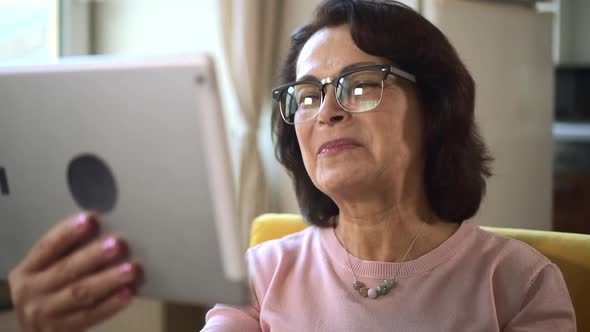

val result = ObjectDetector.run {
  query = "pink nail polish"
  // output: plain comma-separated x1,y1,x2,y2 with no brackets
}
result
120,263,133,279
101,237,117,252
117,288,132,301
74,213,87,230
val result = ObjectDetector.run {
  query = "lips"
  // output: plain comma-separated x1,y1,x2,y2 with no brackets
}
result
317,138,363,155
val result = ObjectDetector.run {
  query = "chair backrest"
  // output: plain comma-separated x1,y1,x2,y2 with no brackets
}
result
251,213,590,331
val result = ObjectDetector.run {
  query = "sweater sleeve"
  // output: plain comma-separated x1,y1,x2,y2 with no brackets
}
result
503,263,576,332
201,303,261,332
201,248,266,332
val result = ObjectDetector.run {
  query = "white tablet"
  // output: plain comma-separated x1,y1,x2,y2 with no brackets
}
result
0,54,249,305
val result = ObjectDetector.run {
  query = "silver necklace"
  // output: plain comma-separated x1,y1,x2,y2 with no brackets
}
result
337,221,426,299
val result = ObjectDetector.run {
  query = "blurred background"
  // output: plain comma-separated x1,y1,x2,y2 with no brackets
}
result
1,0,588,330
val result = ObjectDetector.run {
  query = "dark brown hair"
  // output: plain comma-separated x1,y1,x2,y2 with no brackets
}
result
271,0,492,227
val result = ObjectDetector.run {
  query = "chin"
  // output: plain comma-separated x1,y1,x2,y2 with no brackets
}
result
315,167,369,197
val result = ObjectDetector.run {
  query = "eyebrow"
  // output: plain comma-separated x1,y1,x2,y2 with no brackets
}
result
296,61,382,82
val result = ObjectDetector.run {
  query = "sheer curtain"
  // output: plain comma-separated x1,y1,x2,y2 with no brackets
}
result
0,0,59,63
218,0,283,249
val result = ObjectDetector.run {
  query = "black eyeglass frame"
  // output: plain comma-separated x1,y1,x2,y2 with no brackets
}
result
271,64,417,125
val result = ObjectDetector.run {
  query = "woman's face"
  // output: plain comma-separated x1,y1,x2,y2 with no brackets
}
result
295,25,424,201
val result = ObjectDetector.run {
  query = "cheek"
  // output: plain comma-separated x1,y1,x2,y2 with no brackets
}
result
365,115,400,157
370,102,418,164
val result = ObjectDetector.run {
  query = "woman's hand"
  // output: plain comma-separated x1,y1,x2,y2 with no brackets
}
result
8,212,142,332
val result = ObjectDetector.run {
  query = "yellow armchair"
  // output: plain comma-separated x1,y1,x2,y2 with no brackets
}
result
251,213,590,331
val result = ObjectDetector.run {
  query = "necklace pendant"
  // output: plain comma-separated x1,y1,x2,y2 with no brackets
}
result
368,287,379,298
352,281,365,290
359,287,369,297
383,279,395,288
337,221,424,300
354,279,397,299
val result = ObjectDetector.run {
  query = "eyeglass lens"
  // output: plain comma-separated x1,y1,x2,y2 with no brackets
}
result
280,69,384,124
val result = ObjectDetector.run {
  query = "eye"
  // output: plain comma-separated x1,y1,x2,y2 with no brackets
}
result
303,96,317,105
352,82,381,95
355,81,380,89
297,93,320,107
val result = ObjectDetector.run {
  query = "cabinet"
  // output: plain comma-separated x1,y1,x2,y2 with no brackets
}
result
554,173,590,234
553,140,590,234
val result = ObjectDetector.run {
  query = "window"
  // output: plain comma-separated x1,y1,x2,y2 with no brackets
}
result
0,0,59,64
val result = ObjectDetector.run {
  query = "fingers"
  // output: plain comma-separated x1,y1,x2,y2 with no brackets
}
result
33,235,128,293
15,282,136,332
43,260,141,315
52,286,135,332
19,212,98,273
9,211,145,332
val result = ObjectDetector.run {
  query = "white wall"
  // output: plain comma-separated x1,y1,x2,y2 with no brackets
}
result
558,0,590,64
423,0,554,230
558,0,573,63
570,0,590,63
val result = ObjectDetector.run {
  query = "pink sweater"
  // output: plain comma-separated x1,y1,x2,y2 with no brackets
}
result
203,222,576,331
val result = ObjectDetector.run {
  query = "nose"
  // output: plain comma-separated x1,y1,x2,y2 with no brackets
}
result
317,85,350,125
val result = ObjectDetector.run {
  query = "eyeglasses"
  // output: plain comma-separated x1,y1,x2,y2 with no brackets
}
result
272,64,416,125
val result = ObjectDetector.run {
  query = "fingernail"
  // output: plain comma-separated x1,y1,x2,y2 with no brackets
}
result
119,263,134,279
101,237,117,252
117,287,133,301
74,213,88,231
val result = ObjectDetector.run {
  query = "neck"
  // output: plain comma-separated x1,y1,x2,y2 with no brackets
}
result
328,167,461,262
333,196,458,262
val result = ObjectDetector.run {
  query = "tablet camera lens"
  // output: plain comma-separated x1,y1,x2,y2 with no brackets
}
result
67,154,117,213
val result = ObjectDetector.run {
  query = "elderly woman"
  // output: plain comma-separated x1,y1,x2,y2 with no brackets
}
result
8,0,575,331
203,1,576,330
